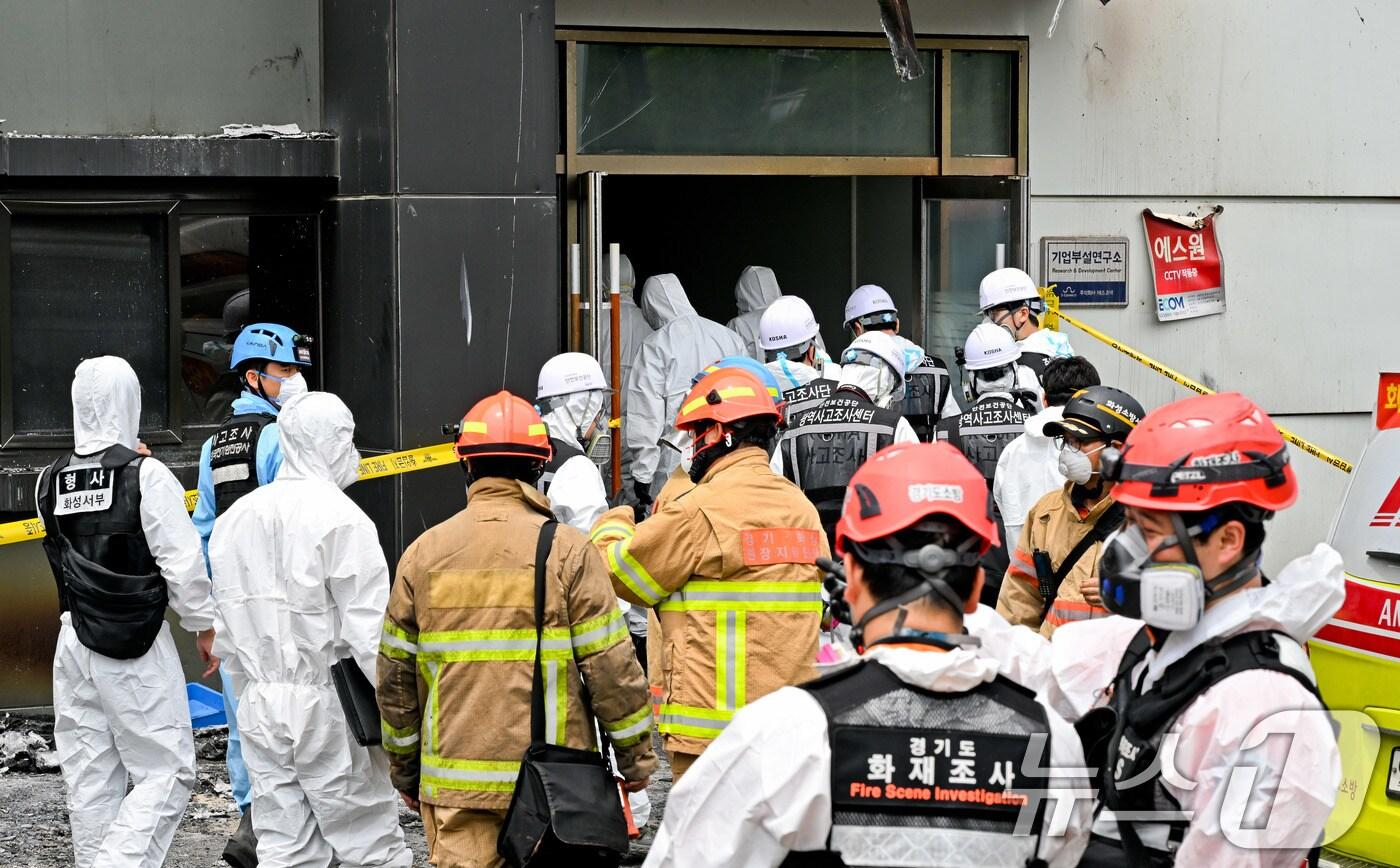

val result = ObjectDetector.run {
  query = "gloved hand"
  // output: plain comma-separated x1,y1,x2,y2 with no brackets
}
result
632,479,654,522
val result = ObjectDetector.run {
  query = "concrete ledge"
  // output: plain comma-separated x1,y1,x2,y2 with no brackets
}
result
0,133,338,179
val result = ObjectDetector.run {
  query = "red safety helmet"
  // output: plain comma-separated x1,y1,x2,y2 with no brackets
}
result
834,441,999,557
455,390,552,462
674,367,783,432
1103,392,1296,513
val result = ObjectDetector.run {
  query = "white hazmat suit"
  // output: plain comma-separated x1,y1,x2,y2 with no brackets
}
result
210,392,411,868
625,274,746,491
967,544,1344,866
598,255,655,489
725,265,783,361
46,356,218,868
993,405,1067,546
644,644,1093,867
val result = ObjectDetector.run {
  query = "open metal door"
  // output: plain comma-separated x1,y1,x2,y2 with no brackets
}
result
577,171,624,494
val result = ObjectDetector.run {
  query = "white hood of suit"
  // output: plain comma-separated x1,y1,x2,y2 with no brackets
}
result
72,356,141,454
733,266,781,315
276,392,361,489
604,253,638,303
639,273,697,329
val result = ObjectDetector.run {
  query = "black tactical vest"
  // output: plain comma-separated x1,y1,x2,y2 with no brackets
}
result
781,660,1051,868
779,392,900,545
933,395,1030,484
783,377,838,425
1018,352,1050,381
37,446,167,659
210,412,275,516
897,354,954,442
1077,628,1326,866
538,436,585,495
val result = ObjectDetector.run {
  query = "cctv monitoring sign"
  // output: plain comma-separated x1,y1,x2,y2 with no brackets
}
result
1040,236,1128,306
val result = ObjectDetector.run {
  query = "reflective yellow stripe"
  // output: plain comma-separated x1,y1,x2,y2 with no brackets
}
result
657,703,733,739
461,421,488,434
606,540,667,606
657,580,823,613
528,423,548,436
681,385,757,415
603,705,654,748
417,627,573,662
570,609,629,657
381,720,420,755
590,522,635,543
418,659,443,756
421,755,520,794
380,618,418,659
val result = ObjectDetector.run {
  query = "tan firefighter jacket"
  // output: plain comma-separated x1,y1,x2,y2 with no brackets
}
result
590,446,827,756
996,482,1118,637
377,477,655,810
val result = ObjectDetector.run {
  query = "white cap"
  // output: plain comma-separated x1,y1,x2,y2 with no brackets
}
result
963,323,1022,371
844,284,898,326
537,352,608,400
759,296,820,351
978,267,1041,312
841,331,907,379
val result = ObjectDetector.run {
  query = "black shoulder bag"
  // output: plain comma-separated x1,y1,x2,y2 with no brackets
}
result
498,520,630,867
1033,502,1125,619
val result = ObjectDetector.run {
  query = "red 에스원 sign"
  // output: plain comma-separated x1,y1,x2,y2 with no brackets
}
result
1142,207,1225,322
1377,372,1400,431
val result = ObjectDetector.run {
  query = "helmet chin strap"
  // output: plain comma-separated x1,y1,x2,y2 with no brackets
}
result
847,538,983,651
1168,511,1261,603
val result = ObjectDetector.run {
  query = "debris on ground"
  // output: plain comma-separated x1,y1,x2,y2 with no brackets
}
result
0,714,58,774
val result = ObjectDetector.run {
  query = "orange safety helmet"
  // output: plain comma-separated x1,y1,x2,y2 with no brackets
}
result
834,441,998,557
1102,392,1296,513
674,367,783,432
455,390,553,462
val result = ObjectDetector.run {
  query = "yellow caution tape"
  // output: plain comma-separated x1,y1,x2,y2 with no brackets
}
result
1040,285,1354,474
0,441,461,548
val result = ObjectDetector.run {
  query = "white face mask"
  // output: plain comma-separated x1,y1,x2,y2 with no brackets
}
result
268,371,308,407
1057,442,1103,485
662,429,696,475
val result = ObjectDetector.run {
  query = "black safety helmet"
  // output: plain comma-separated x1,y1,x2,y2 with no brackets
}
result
1043,385,1145,443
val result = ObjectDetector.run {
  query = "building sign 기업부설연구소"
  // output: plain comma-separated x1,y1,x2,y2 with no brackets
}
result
1040,236,1129,306
1142,206,1225,322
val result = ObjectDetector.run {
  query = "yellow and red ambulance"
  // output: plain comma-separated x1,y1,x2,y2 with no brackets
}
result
1311,373,1400,865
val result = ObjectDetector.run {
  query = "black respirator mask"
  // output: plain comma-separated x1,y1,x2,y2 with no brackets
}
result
1098,511,1261,632
817,537,983,652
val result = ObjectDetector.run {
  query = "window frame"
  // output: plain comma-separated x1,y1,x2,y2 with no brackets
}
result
557,29,1029,178
0,199,182,449
0,198,326,451
174,203,326,441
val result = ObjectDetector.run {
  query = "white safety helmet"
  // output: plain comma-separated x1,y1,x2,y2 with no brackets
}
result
760,296,820,354
978,267,1043,314
841,331,908,380
537,352,608,400
843,284,899,328
963,323,1022,371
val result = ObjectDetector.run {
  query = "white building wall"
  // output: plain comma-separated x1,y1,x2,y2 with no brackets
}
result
557,0,1400,570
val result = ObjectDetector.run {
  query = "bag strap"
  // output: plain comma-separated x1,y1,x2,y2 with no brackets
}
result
1038,501,1125,617
529,520,559,746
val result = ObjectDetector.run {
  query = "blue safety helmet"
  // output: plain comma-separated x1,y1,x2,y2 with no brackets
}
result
230,323,313,371
692,356,784,408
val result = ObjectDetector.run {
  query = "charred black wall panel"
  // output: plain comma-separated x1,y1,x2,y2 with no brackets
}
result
396,0,556,195
323,0,395,195
396,195,559,533
323,0,559,561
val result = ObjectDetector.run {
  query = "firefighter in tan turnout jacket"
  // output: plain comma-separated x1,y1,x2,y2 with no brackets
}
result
591,367,828,781
377,391,654,868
